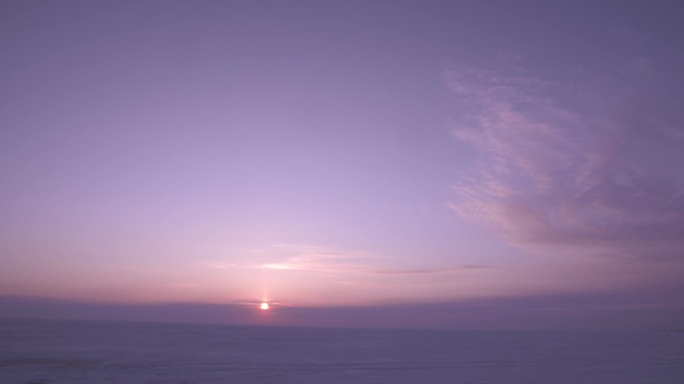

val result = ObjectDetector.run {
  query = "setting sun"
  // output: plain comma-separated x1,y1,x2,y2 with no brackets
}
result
260,302,269,310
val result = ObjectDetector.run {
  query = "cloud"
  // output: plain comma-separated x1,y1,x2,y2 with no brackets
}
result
206,243,486,276
257,244,373,273
201,263,230,269
447,64,684,261
370,265,488,275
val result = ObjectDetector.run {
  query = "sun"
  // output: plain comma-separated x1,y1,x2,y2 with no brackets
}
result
260,302,270,310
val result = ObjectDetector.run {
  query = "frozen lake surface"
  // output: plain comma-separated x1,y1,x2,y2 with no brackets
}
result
1,318,683,383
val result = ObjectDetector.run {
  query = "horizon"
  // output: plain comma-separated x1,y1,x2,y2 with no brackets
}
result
3,284,682,330
2,1,684,330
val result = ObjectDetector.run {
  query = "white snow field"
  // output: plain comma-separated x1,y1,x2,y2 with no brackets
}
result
1,318,683,384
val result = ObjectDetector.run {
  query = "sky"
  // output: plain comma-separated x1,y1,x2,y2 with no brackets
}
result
2,0,684,329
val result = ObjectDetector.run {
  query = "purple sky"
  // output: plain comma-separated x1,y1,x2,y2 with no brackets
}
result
2,1,684,329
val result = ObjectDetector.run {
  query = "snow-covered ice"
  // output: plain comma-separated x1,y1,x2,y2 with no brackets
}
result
1,318,683,383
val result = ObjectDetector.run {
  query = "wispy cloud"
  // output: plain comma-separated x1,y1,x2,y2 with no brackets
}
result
370,265,488,275
204,243,486,276
201,263,231,269
256,244,373,273
447,63,684,261
200,244,374,273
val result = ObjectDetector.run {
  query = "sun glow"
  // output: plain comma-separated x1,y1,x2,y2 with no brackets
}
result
260,302,270,310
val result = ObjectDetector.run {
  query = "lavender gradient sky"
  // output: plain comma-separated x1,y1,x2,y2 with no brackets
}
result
2,1,684,328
